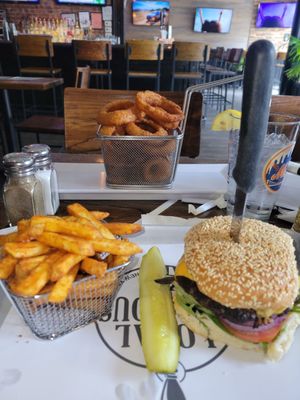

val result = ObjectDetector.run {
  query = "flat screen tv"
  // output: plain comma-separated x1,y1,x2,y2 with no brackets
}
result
132,1,170,26
194,8,233,33
0,0,39,3
256,2,296,28
56,0,105,5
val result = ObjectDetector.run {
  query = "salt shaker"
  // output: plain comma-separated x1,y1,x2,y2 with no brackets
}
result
2,152,46,226
22,144,60,215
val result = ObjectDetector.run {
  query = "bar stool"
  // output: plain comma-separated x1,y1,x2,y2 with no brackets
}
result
170,41,209,91
72,40,112,89
125,39,163,90
15,66,91,148
16,34,62,115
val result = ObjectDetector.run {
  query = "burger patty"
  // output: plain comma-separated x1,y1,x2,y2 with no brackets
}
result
176,276,289,327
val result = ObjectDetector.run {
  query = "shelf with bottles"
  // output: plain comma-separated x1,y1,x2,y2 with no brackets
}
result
19,16,95,43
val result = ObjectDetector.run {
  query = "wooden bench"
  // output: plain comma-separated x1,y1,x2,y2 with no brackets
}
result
64,88,202,158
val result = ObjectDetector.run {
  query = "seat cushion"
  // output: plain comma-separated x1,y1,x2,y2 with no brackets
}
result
90,68,112,76
20,67,62,76
128,71,158,78
174,72,203,79
15,115,65,134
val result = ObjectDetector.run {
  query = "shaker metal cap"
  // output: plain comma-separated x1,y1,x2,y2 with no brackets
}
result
2,152,35,177
22,144,51,167
2,152,34,170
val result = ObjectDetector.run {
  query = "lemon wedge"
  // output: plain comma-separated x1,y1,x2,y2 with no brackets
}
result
211,109,242,131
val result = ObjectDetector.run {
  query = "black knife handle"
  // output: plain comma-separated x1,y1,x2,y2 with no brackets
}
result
232,40,276,193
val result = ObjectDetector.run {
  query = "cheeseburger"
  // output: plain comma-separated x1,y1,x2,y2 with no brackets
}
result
173,216,300,361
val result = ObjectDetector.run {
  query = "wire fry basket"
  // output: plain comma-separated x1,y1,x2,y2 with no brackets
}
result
97,128,183,189
0,259,133,340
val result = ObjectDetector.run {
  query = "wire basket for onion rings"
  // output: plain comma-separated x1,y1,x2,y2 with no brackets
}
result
97,127,183,189
0,258,134,340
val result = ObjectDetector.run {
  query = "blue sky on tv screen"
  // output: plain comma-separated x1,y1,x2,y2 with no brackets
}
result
132,1,170,11
58,0,105,3
194,8,232,33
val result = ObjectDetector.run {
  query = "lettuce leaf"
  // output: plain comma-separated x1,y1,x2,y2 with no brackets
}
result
174,282,229,333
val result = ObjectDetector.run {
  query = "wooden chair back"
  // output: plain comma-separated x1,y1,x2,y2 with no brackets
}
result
271,95,300,161
126,40,163,61
277,51,287,61
75,66,91,88
173,42,209,62
231,48,244,64
72,40,112,62
16,34,54,58
64,88,202,157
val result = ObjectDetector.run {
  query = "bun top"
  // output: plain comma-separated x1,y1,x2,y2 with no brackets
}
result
184,216,299,315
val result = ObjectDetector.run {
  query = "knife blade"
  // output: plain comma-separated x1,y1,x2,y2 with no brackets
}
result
230,40,276,242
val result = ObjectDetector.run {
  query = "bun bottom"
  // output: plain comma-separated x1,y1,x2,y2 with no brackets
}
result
173,296,300,361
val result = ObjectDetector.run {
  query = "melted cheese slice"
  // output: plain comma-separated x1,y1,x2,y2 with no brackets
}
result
175,257,193,280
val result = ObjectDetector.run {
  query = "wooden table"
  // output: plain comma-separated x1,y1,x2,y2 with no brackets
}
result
0,76,64,153
0,195,291,231
0,76,64,91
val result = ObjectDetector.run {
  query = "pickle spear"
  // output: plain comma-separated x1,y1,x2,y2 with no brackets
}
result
139,246,180,373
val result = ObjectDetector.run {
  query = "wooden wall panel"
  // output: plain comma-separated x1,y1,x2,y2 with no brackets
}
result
125,0,254,49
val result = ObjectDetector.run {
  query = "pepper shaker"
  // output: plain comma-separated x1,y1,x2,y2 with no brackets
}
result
22,144,60,215
2,153,46,226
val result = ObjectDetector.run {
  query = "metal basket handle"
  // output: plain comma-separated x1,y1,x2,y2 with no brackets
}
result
180,75,244,136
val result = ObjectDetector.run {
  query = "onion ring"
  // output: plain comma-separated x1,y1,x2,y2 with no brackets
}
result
97,100,138,126
146,137,177,155
136,91,184,129
142,157,172,183
99,126,116,136
125,118,168,136
99,125,126,136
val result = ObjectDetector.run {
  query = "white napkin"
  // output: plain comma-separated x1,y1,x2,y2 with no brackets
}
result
277,209,297,224
141,214,202,227
187,195,227,216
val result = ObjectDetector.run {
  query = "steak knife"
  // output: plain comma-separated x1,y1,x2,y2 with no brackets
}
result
230,40,276,242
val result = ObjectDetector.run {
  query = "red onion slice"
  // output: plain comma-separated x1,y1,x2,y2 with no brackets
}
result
220,315,287,333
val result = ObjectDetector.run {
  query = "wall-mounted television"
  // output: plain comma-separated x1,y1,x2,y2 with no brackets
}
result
0,0,40,3
56,0,105,5
132,1,170,26
256,2,296,28
194,8,233,33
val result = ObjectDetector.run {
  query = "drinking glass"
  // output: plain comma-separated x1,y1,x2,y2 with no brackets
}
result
226,113,300,220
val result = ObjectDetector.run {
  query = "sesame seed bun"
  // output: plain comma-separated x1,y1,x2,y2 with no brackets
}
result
173,295,300,361
184,216,299,315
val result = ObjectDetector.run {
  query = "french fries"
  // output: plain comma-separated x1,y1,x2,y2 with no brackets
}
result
0,256,18,279
9,261,50,296
48,264,79,303
50,253,84,282
0,203,143,303
32,216,103,241
0,231,19,245
4,241,50,258
81,257,107,278
37,232,95,257
67,203,115,240
105,223,142,236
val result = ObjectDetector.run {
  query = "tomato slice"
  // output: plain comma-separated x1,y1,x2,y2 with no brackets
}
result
221,319,284,343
